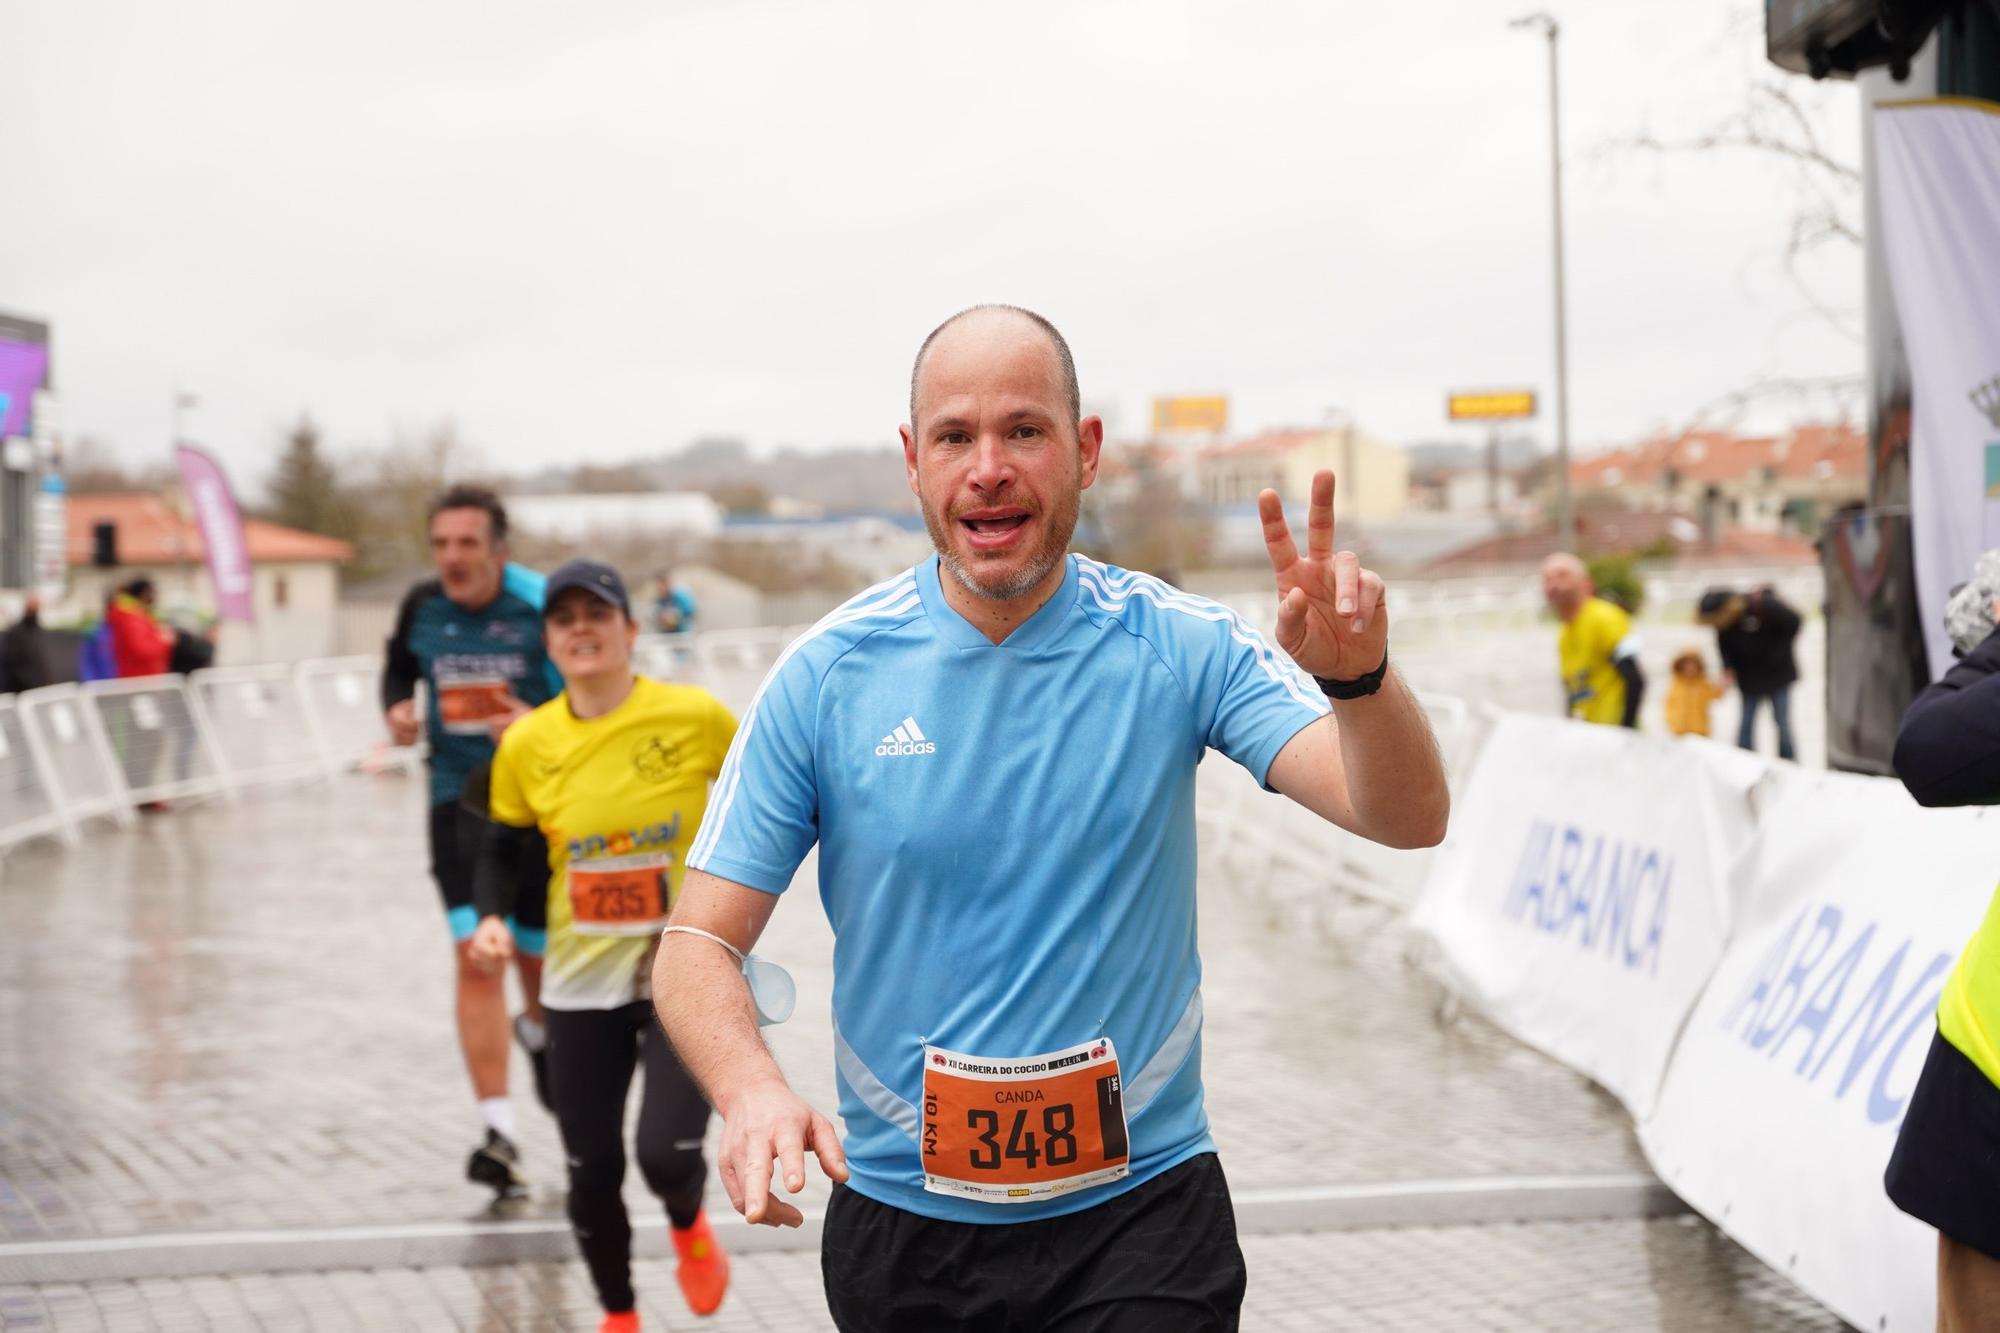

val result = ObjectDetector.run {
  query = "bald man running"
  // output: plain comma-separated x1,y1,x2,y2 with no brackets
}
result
656,305,1450,1331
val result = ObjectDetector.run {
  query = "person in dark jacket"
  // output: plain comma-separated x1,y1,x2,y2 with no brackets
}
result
168,621,216,676
1884,602,2000,1324
0,596,51,694
1697,586,1802,760
165,622,218,784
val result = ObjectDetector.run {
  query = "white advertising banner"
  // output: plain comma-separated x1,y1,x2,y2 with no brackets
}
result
1640,768,1994,1333
1408,714,1766,1118
1875,99,2000,678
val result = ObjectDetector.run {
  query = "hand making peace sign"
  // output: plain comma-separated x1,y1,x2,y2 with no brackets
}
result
1259,469,1389,683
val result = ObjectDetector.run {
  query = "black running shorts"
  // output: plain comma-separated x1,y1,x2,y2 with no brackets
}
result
820,1152,1246,1332
428,799,547,953
1885,1028,2000,1260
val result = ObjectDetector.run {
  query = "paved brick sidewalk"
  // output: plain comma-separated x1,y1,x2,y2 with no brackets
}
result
0,1217,1841,1330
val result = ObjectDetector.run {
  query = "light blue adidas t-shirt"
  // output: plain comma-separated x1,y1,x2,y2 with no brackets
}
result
688,553,1328,1224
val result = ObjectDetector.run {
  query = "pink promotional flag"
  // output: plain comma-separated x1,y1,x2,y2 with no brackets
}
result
174,444,256,623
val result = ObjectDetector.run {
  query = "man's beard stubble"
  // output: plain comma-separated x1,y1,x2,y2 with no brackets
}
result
922,484,1081,604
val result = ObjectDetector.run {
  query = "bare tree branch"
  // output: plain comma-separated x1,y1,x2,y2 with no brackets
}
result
1590,40,1863,347
1677,373,1867,434
1603,116,1859,187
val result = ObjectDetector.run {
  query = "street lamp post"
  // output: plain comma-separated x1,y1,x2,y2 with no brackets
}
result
1511,11,1575,551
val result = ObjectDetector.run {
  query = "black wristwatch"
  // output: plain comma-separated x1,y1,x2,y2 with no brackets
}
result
1314,651,1388,701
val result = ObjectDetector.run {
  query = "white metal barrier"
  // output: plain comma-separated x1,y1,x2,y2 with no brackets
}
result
693,627,794,676
0,631,828,858
87,675,233,808
0,698,67,851
190,665,323,788
13,683,134,840
296,656,412,778
632,633,693,682
1196,691,1478,922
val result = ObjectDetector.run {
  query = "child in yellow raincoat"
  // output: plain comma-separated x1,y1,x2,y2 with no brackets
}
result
1665,647,1725,737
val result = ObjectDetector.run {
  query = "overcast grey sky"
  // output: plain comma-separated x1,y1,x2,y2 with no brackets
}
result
2,0,1864,492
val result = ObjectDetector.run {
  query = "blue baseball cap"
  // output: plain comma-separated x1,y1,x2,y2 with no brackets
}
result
545,559,631,617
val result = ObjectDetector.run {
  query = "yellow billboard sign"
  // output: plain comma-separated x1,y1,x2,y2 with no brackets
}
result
1447,390,1537,421
1152,395,1229,433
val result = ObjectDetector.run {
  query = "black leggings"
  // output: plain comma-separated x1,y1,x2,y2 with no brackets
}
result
546,1001,713,1313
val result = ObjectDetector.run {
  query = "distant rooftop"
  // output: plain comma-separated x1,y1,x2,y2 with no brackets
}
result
1571,421,1865,490
1423,510,1817,572
65,493,354,566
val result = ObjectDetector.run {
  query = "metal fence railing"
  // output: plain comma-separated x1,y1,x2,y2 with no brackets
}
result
190,665,324,788
0,629,814,860
13,683,135,843
1194,689,1483,920
295,655,412,779
0,698,66,852
0,666,386,860
87,676,233,809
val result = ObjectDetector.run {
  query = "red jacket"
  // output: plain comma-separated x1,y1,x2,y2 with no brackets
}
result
105,594,173,678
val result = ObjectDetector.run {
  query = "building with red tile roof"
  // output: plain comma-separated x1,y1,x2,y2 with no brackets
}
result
65,493,354,567
61,492,354,660
1568,421,1865,537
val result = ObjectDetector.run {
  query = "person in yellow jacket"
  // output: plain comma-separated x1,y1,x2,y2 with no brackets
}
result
1541,553,1645,728
1663,648,1725,738
1886,574,2000,1325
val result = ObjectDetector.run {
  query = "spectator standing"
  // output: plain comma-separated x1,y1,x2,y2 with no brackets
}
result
167,620,217,677
1698,586,1802,760
105,578,174,679
99,579,176,808
0,596,51,694
651,572,698,636
165,621,219,785
1541,553,1644,728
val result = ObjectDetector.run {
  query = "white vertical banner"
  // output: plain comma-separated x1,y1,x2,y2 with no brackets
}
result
1407,715,1767,1118
1639,769,1995,1333
1875,99,2000,679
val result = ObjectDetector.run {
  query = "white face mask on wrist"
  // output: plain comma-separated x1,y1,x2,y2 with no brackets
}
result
660,925,797,1026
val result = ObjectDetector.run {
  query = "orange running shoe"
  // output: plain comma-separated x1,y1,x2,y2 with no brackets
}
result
598,1312,639,1333
672,1209,731,1316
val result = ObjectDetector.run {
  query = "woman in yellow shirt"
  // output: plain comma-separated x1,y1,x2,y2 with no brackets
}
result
469,560,737,1332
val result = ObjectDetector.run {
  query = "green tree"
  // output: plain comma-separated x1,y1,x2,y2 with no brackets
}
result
1586,553,1646,616
265,416,354,539
345,419,477,580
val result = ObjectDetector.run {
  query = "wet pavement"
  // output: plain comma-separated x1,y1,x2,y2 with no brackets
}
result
0,1216,1843,1332
0,768,1845,1328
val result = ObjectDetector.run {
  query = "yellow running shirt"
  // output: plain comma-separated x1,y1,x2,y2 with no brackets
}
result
489,676,738,1011
1559,596,1637,726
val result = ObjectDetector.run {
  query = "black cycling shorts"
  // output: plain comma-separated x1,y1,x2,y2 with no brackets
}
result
1885,1028,2000,1260
820,1152,1246,1332
428,800,547,954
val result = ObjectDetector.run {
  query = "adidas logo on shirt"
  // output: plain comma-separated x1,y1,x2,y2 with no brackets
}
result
874,715,936,757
